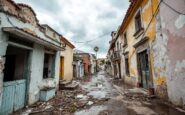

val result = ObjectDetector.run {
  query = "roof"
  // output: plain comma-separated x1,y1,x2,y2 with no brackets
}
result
3,27,64,51
61,36,75,49
118,0,140,35
41,24,62,37
17,3,37,16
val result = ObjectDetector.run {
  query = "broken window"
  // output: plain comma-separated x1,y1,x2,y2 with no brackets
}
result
43,51,55,79
125,57,130,76
135,11,142,32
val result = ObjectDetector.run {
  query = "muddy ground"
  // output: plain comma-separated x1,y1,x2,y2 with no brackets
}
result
13,71,185,115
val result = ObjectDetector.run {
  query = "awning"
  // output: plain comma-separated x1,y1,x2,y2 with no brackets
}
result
2,27,64,51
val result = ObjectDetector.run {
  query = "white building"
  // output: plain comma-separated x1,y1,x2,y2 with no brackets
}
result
0,1,64,114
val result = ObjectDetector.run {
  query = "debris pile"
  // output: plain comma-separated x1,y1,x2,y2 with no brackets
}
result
14,87,109,115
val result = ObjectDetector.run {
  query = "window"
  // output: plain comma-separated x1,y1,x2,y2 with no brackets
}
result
53,33,56,38
125,57,130,76
117,42,119,51
123,32,127,46
43,53,55,79
135,11,142,32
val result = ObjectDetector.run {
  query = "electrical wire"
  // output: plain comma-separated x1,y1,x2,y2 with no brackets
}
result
141,0,162,39
74,32,110,44
162,1,185,15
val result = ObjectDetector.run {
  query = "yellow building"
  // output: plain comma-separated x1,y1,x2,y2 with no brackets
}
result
117,0,168,98
60,36,75,81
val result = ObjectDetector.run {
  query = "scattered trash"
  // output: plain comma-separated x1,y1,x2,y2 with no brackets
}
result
21,109,32,115
87,101,94,105
76,94,84,99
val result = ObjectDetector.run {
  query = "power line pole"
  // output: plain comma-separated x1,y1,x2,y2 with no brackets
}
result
94,46,99,73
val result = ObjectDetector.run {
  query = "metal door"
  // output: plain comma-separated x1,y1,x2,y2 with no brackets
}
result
0,80,26,115
138,50,150,89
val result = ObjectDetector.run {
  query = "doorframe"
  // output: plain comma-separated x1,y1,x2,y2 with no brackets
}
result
134,37,154,88
60,56,64,80
4,42,33,107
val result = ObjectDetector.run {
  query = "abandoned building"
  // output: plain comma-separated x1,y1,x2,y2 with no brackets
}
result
60,36,75,81
107,0,185,108
0,0,65,114
74,50,96,76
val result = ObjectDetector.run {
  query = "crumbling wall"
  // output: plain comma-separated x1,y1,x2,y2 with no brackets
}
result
151,12,168,99
159,0,185,106
0,26,8,108
0,0,38,26
28,44,60,104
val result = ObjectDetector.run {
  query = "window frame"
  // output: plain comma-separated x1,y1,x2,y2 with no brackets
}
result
43,50,56,79
133,9,144,37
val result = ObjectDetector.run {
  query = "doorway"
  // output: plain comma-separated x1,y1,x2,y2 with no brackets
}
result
0,45,30,115
60,57,64,80
137,50,150,89
118,62,121,79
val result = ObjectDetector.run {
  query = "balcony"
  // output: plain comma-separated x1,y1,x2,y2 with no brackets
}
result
111,51,121,61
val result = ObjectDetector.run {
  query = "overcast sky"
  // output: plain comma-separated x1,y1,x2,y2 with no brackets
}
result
15,0,129,58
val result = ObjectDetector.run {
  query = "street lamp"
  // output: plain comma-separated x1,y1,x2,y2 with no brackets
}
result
94,46,99,73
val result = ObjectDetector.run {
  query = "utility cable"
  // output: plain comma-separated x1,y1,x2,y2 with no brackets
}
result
74,32,110,44
141,0,162,39
162,1,185,15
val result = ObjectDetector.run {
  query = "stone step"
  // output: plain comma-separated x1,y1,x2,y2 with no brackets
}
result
59,80,71,87
60,82,79,90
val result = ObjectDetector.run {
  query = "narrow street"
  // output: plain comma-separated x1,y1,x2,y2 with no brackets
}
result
15,71,185,115
74,71,185,115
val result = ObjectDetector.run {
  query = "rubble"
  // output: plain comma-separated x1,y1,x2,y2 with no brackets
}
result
13,86,109,115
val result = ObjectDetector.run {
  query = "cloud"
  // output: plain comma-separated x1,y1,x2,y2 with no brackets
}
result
15,0,129,58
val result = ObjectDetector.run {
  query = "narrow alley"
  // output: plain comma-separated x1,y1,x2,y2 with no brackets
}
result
14,71,185,115
0,0,185,115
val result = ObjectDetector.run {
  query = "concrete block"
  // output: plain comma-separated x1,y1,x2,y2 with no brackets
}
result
40,88,55,101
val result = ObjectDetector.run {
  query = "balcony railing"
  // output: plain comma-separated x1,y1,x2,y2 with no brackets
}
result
111,51,121,61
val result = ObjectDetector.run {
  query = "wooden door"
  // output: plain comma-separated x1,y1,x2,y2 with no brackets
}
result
138,50,150,89
0,80,26,115
60,57,64,80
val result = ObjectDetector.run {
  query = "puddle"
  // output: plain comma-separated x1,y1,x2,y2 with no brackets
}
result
87,90,107,99
81,72,114,100
74,106,107,115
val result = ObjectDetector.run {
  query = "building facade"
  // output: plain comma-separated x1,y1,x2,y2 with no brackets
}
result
60,36,75,81
108,0,185,107
0,0,64,114
73,54,84,79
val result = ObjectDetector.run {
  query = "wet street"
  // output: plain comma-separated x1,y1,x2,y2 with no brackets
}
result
74,71,185,115
14,71,185,115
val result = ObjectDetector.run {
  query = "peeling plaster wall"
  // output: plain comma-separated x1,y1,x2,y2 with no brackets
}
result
28,44,60,104
0,12,61,105
159,0,185,106
151,12,168,99
120,0,159,87
0,16,9,107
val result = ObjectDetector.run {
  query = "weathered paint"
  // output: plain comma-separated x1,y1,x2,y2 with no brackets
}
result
40,88,55,101
28,44,60,104
158,0,185,107
60,44,74,81
0,0,61,107
118,0,160,88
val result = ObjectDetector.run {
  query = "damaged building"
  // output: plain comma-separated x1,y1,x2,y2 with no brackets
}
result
107,0,185,108
0,0,65,114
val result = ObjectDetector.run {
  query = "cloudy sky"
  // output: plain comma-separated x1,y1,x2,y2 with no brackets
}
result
15,0,129,58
